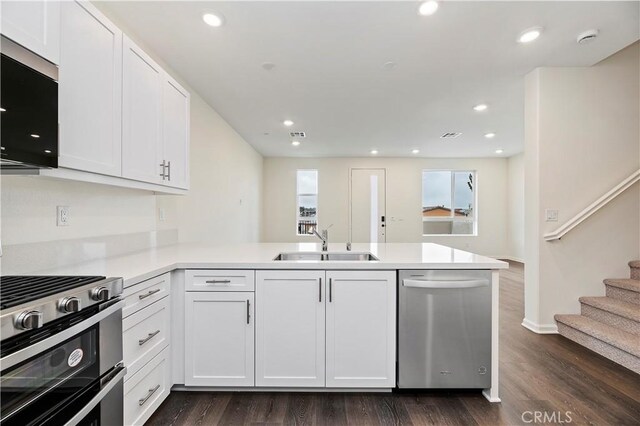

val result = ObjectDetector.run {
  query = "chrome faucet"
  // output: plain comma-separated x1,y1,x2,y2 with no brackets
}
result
310,227,329,251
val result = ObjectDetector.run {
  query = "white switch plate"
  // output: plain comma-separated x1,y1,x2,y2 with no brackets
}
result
158,207,165,222
57,206,70,226
545,209,559,222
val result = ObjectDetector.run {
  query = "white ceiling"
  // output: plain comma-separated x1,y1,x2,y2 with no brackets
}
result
100,1,639,158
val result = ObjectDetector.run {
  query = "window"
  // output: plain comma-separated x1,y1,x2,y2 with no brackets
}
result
297,170,318,235
422,170,476,235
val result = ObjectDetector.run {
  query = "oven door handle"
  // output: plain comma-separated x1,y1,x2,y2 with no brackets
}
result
1,300,125,370
63,365,127,426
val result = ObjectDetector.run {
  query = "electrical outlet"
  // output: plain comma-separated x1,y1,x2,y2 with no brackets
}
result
57,206,70,226
545,209,559,222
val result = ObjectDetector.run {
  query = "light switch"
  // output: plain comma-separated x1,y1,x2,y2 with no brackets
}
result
545,209,559,222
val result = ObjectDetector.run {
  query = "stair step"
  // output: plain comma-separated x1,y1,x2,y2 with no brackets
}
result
580,297,640,335
630,260,640,280
604,279,640,305
580,297,640,321
554,314,640,357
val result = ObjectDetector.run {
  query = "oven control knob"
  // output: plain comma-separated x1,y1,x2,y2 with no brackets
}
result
91,286,110,302
59,296,81,313
16,311,43,330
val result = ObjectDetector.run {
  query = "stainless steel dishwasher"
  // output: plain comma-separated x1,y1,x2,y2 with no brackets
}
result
398,270,492,389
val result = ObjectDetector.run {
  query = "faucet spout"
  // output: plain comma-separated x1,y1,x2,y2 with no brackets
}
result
310,227,329,251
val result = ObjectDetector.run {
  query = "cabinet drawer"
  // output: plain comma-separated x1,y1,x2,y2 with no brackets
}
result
123,297,170,380
186,270,255,292
124,347,170,426
123,273,170,318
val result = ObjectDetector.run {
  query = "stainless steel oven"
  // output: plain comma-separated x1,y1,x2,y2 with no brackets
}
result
0,278,125,426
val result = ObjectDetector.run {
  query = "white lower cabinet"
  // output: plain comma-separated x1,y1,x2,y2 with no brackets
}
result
124,347,171,426
184,292,255,386
256,270,326,387
325,271,397,387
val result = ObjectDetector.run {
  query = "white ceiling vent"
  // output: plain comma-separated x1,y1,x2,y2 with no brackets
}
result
289,131,306,138
440,132,462,139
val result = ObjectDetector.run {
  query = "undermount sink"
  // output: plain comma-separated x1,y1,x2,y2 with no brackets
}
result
273,252,379,261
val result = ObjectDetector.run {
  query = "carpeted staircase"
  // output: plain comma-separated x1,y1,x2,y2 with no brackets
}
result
555,260,640,374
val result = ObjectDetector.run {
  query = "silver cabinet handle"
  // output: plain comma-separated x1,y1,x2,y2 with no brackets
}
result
138,330,160,346
205,279,232,284
159,160,166,179
139,384,160,406
138,289,161,300
329,278,332,302
246,300,250,325
166,161,171,181
402,279,489,289
319,277,322,302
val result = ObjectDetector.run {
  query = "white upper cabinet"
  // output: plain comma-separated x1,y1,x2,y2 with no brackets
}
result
325,271,397,388
256,270,326,387
58,1,122,176
122,35,163,185
161,75,190,189
185,292,254,387
1,0,60,64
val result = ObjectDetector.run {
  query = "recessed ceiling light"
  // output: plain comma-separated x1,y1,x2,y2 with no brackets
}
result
261,62,276,71
473,104,488,112
495,149,504,154
418,1,439,16
518,27,543,43
202,12,224,27
577,29,599,44
0,108,6,112
484,132,496,138
283,120,294,127
30,134,40,138
291,140,300,146
371,150,378,155
412,149,420,154
382,61,397,70
44,149,51,154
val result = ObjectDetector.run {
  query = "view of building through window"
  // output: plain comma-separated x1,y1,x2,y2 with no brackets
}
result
422,170,475,235
296,170,318,235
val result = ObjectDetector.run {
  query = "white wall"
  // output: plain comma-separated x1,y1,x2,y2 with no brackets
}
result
262,157,509,257
524,42,640,331
0,3,263,251
507,153,525,262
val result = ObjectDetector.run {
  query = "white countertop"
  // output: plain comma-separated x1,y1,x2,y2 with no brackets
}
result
18,242,508,287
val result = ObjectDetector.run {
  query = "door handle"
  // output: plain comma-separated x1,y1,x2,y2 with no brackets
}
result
246,300,250,324
319,277,322,302
139,384,160,406
138,289,161,300
138,330,160,346
205,279,232,284
402,279,489,289
329,278,332,302
159,160,166,179
166,161,171,181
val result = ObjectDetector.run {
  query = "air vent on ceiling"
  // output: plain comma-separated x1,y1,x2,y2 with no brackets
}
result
440,132,462,139
289,131,306,138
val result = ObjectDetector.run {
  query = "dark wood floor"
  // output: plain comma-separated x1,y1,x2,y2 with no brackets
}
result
147,262,640,425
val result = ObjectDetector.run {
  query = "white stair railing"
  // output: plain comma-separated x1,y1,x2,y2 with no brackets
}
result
544,169,640,242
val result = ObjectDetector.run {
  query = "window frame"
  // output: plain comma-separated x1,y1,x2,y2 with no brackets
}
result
421,169,477,237
296,169,318,236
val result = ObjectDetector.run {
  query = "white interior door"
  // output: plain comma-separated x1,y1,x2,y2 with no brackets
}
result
350,169,386,243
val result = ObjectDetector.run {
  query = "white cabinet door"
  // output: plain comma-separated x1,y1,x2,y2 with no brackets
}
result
1,0,60,64
122,35,163,184
58,1,122,176
256,270,325,387
185,292,254,387
162,74,189,189
325,271,396,388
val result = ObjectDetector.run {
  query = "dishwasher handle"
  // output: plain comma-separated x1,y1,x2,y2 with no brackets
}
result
402,278,489,289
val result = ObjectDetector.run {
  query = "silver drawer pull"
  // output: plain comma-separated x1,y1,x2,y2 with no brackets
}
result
205,279,232,284
139,384,160,406
138,289,161,300
138,330,160,346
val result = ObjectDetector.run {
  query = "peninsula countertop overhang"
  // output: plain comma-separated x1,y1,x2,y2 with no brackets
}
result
11,242,509,288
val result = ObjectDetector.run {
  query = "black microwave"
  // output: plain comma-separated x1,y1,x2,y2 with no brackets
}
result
0,36,58,170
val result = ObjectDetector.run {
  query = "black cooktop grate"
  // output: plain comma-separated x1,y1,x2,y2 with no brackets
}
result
0,276,106,310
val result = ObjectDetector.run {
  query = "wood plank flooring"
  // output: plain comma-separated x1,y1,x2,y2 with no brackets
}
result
146,262,640,425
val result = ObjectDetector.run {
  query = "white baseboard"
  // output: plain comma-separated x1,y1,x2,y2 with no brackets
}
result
521,318,559,334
